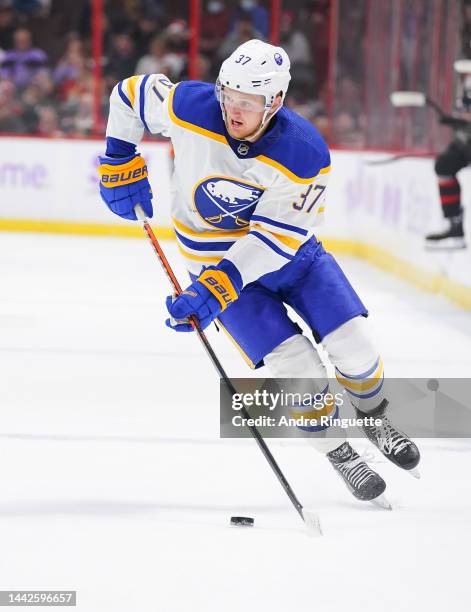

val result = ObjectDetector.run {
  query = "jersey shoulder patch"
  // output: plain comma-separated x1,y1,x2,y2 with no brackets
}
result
261,109,331,182
169,81,227,141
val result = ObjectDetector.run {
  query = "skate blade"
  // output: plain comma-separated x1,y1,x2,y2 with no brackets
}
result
408,467,421,479
302,509,323,537
370,494,392,511
425,238,467,251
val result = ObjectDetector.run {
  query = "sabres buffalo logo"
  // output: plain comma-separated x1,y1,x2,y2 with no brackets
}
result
193,177,264,230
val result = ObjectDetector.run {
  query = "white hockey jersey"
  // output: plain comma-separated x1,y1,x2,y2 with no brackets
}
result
105,74,331,286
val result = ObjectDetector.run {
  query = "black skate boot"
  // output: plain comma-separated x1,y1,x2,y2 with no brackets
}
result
425,215,466,250
357,401,420,477
327,441,390,508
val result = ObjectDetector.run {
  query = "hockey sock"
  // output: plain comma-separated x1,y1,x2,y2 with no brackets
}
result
438,176,461,218
335,356,385,414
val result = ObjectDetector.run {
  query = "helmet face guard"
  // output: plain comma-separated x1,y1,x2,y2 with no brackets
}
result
215,84,268,113
215,39,291,137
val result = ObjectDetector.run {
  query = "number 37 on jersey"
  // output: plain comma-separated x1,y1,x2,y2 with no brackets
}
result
292,179,327,215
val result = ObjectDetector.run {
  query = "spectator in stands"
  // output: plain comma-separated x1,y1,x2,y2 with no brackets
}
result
53,34,86,97
0,27,48,89
280,11,311,65
133,15,159,58
232,0,268,40
333,111,364,148
0,0,328,137
299,0,329,89
12,0,48,15
64,90,93,136
165,19,189,54
195,52,211,82
200,0,230,76
335,76,363,119
0,1,16,51
35,105,64,137
0,78,25,132
78,4,113,57
280,11,313,91
285,83,326,128
135,35,169,76
60,64,94,135
20,70,56,130
104,31,138,86
162,18,189,80
218,12,262,61
335,1,365,83
139,0,166,22
461,0,471,59
132,2,167,59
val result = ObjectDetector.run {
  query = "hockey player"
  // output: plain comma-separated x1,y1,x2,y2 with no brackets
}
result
98,39,420,505
425,61,471,249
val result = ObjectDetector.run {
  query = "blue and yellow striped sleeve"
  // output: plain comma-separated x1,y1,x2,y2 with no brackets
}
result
106,73,175,148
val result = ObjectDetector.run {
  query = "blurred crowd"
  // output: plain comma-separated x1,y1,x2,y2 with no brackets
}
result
0,0,329,138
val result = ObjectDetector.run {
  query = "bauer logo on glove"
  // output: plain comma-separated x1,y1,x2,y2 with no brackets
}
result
198,270,238,309
98,153,153,221
166,263,242,332
100,156,148,186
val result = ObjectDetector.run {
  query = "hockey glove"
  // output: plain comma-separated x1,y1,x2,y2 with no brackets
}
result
166,265,241,332
98,153,153,220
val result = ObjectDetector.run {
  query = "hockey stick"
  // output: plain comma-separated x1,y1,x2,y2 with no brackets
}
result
369,92,471,167
391,91,471,128
134,204,322,536
364,152,432,166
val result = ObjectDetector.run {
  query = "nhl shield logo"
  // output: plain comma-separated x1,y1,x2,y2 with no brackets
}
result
237,143,250,156
193,176,264,230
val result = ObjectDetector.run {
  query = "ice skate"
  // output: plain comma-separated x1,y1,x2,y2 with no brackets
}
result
425,217,466,250
357,403,420,476
327,442,390,507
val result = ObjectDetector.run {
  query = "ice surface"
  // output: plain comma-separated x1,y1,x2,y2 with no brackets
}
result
0,233,470,611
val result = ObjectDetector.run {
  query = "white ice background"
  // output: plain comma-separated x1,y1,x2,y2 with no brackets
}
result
0,233,470,611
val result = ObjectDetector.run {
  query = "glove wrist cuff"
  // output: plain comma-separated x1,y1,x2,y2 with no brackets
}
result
198,269,239,311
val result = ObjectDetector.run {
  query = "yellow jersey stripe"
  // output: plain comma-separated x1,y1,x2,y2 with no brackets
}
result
168,86,228,144
126,75,140,108
251,224,302,250
172,216,249,239
177,243,223,263
256,156,331,184
167,84,331,184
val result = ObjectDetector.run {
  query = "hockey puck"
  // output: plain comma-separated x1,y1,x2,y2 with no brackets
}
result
230,516,254,527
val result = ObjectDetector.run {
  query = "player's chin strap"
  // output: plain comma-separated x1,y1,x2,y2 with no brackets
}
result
243,104,283,142
133,203,322,536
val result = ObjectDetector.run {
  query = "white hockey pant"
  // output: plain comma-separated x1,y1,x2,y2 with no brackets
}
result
263,316,384,454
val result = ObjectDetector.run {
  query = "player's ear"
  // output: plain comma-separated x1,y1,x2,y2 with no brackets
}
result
273,91,283,110
271,92,283,112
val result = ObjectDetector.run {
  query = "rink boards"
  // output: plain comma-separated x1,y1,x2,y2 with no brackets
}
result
0,136,470,307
